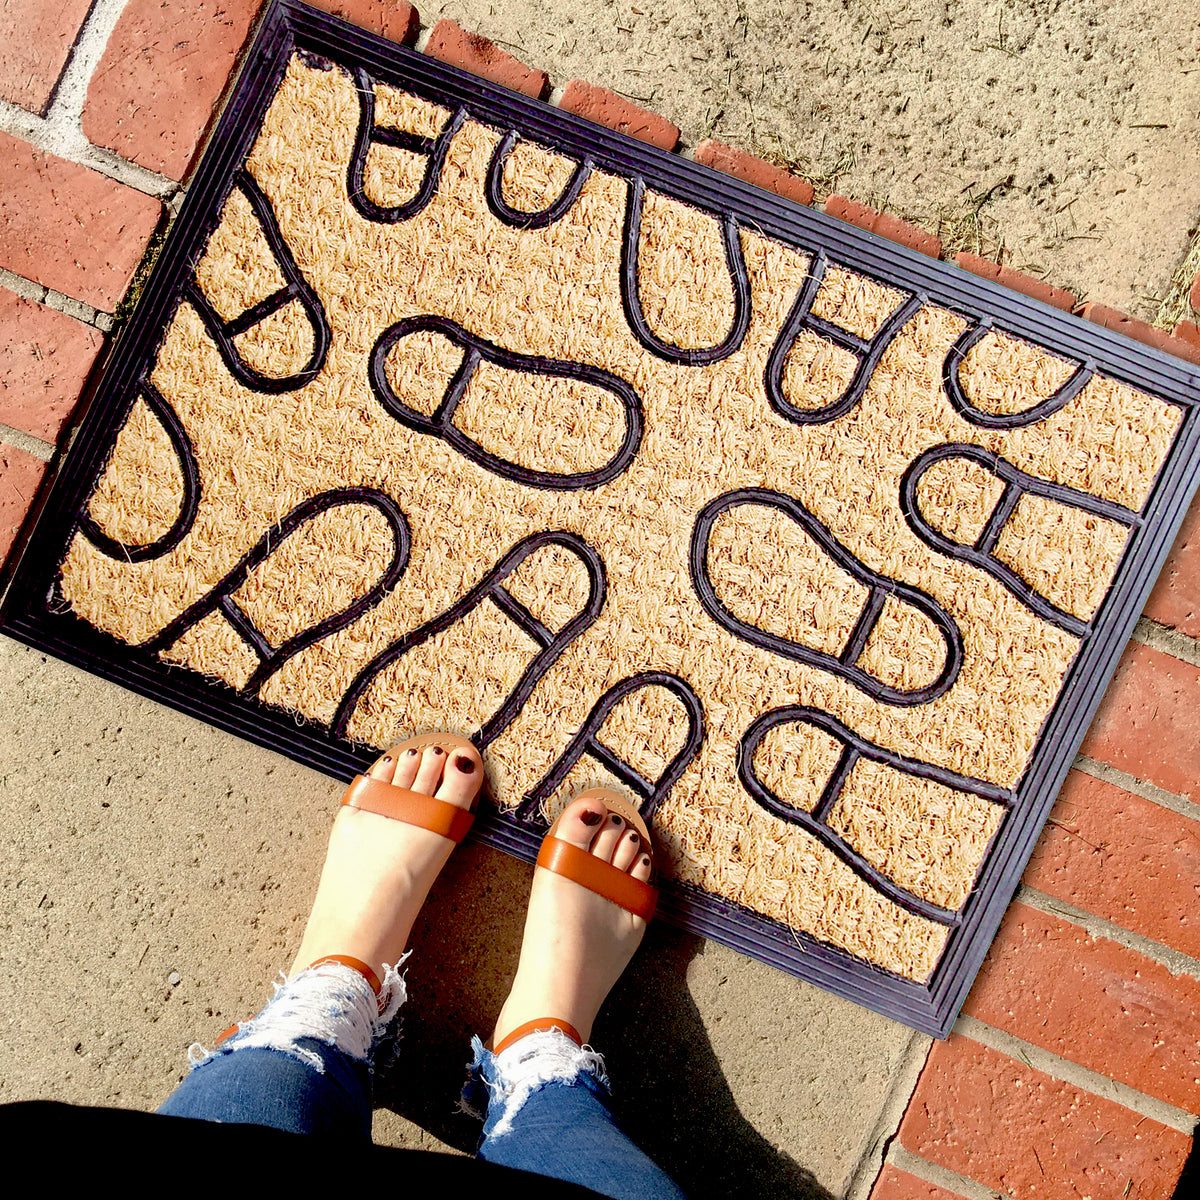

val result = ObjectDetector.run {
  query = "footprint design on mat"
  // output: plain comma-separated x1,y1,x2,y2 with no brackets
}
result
901,444,1138,636
620,177,751,365
740,706,1012,923
765,250,923,426
943,321,1094,428
485,131,592,229
78,381,200,562
369,314,644,489
145,489,410,695
186,169,330,393
692,489,963,705
515,672,705,824
332,531,605,748
347,66,466,223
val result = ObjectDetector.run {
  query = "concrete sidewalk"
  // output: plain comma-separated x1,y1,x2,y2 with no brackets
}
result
2,3,1199,1197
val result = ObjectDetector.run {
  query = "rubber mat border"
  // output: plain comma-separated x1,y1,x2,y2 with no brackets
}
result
3,0,1199,1037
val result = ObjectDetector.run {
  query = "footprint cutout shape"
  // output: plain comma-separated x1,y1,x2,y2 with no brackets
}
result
620,177,751,365
485,130,593,229
516,672,705,824
78,381,201,563
144,489,410,695
347,66,466,224
739,705,1012,923
186,169,330,393
900,443,1138,636
692,488,963,706
369,314,645,490
943,319,1094,429
331,531,606,748
765,250,923,426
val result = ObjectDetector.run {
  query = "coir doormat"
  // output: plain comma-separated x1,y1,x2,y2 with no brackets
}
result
4,1,1199,1036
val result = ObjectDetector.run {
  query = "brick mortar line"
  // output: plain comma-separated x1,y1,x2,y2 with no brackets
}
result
1017,883,1200,980
1073,753,1200,824
1132,615,1200,669
953,1015,1199,1134
0,423,55,463
885,1144,1015,1200
843,1028,933,1200
0,266,115,330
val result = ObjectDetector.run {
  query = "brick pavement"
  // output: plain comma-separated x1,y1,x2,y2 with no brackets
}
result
1,5,1197,1196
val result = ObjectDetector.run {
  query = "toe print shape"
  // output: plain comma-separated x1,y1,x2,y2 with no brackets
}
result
146,489,410,695
347,67,466,223
516,672,704,824
693,489,963,705
78,381,200,562
739,706,1012,923
765,250,923,426
621,177,751,365
369,314,644,490
332,531,605,747
944,320,1094,429
187,170,330,393
901,443,1138,636
485,131,593,229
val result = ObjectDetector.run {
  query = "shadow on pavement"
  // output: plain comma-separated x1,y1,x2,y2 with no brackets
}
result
374,841,832,1200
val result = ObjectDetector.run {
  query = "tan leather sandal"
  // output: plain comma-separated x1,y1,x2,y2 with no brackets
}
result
491,786,657,1055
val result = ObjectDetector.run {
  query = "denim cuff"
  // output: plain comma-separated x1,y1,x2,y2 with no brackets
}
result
462,1029,610,1139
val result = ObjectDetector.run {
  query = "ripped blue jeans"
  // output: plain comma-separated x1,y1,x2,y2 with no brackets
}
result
158,963,685,1200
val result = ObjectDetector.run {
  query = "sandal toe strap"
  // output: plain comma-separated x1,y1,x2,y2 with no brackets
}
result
537,837,657,921
342,775,475,843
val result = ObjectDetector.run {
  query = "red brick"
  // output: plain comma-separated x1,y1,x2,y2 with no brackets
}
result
0,443,46,566
1144,494,1200,639
84,0,420,181
83,0,259,180
0,132,161,312
0,289,103,442
965,902,1200,1111
954,252,1076,312
1081,641,1200,800
1026,770,1200,958
899,1036,1191,1200
693,140,814,206
1078,302,1200,367
1174,319,1200,351
0,0,94,114
559,81,679,150
824,195,942,258
870,1164,969,1200
424,20,547,99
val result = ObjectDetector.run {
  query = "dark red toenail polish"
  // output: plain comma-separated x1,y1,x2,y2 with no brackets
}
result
610,813,621,824
432,747,443,755
642,856,651,867
581,810,602,826
406,748,418,756
455,755,475,773
383,755,392,763
627,832,638,843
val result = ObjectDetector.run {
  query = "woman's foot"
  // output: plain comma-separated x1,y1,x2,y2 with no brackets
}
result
290,741,483,982
491,794,654,1048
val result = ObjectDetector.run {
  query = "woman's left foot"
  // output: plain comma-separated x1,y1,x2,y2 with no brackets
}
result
290,740,483,983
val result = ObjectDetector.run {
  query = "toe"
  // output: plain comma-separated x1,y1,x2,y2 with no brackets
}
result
412,745,448,795
590,811,626,864
554,796,608,849
435,748,483,808
631,850,653,883
368,751,399,783
391,745,421,790
611,827,642,873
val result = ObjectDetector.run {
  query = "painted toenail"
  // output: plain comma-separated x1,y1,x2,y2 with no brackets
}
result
455,755,475,773
627,832,639,844
610,813,622,824
642,855,651,868
581,810,603,826
406,748,418,756
383,755,392,763
432,746,444,756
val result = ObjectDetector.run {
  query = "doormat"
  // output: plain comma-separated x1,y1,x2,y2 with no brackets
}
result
4,1,1199,1036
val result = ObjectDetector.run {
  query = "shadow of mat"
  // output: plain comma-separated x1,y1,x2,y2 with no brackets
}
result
373,841,832,1200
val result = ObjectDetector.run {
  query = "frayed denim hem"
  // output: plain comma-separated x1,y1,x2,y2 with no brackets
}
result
462,1029,610,1138
186,958,408,1076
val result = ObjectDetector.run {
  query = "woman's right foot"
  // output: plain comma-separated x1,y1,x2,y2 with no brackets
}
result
491,794,654,1049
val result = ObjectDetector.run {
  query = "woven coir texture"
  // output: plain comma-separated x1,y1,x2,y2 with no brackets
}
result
57,54,1182,983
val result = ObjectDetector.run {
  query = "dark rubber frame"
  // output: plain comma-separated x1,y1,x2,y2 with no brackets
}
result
2,0,1198,1038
